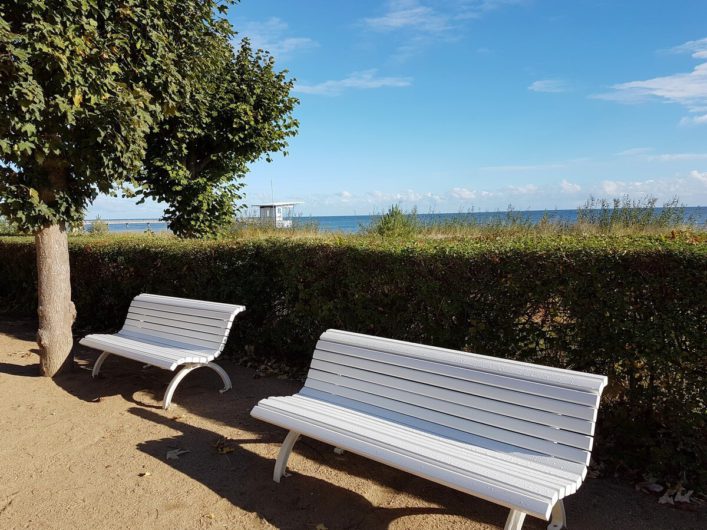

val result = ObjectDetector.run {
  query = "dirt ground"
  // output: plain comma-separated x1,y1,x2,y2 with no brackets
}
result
0,319,703,530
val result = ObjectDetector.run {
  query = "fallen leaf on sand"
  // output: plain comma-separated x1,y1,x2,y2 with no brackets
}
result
166,449,190,460
212,438,236,454
636,481,663,493
658,492,674,505
675,490,693,503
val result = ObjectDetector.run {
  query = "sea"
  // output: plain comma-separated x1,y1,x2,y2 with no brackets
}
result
92,207,707,234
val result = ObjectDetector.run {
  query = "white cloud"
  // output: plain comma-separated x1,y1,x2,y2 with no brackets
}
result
680,113,707,126
295,70,412,96
528,79,570,93
451,187,477,199
690,170,707,185
480,162,566,172
506,184,539,194
599,174,705,198
239,17,318,57
594,37,707,124
616,147,653,157
362,0,524,60
364,0,450,33
560,179,581,193
647,153,707,162
671,37,707,59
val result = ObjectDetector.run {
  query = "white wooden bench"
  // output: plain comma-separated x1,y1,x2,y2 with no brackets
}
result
251,329,607,530
80,293,245,409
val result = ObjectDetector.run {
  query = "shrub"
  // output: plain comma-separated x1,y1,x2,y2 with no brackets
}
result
86,217,110,235
366,205,420,238
0,232,705,488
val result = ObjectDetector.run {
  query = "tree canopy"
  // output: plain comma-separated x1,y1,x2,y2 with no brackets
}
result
0,0,299,377
0,0,298,236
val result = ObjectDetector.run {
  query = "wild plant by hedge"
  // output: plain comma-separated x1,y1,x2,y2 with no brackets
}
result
0,233,705,488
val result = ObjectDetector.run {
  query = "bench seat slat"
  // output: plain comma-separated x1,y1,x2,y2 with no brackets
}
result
125,311,231,334
80,334,213,370
299,387,588,480
135,293,245,313
265,396,567,498
317,340,601,410
306,366,593,450
128,302,236,327
305,377,591,465
310,357,595,436
130,299,236,321
116,329,218,352
252,402,556,520
122,319,228,347
274,394,579,497
321,330,607,394
120,324,225,350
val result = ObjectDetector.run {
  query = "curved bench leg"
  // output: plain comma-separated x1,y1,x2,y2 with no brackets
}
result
547,500,566,530
273,431,300,483
504,509,526,530
162,362,232,410
163,365,198,410
205,362,232,393
92,351,111,378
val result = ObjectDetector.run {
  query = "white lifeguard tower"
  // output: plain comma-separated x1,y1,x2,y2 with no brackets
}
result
253,202,301,228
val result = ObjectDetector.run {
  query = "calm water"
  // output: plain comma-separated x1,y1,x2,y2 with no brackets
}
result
95,207,707,234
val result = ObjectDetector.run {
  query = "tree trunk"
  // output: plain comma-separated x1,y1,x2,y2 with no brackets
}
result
35,222,76,377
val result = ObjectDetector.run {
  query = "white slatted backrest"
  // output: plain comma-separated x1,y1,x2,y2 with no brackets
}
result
304,330,608,467
119,293,245,352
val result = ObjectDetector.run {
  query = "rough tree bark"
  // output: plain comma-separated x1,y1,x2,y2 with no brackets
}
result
35,222,76,376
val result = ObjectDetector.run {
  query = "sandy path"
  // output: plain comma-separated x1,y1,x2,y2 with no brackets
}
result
0,319,703,530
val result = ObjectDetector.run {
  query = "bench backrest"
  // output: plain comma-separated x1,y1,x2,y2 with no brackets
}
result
303,329,607,468
119,293,245,352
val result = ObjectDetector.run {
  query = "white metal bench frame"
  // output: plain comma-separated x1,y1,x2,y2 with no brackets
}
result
252,330,608,530
81,293,245,409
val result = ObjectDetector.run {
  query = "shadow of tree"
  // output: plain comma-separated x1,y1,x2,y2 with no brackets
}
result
0,361,40,377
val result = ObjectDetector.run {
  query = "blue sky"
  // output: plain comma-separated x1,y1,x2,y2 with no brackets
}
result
88,0,707,218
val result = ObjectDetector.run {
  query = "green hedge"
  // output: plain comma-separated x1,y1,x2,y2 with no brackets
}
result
0,234,705,488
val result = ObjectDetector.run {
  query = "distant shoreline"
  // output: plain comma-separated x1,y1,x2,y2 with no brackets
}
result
85,206,707,233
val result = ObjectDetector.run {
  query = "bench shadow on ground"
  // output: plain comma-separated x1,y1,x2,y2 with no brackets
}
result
128,406,519,530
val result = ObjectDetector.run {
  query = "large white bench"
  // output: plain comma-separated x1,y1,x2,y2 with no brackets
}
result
251,329,607,530
80,293,244,409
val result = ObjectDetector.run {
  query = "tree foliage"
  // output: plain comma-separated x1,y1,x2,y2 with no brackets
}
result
0,0,298,236
136,37,298,236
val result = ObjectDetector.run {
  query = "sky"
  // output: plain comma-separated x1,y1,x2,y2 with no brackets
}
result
88,0,707,218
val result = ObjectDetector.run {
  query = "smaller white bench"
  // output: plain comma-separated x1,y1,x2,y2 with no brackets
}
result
80,293,244,409
251,329,607,530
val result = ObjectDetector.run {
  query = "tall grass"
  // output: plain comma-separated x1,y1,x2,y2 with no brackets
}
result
576,196,687,231
226,214,322,238
365,196,699,239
